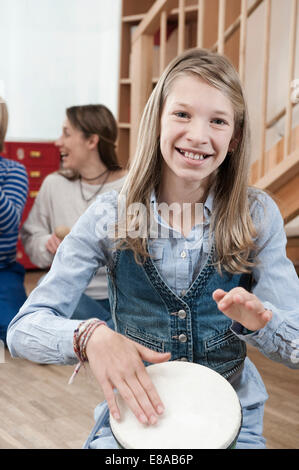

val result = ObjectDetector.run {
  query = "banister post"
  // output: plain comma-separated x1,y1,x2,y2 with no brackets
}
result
130,34,154,161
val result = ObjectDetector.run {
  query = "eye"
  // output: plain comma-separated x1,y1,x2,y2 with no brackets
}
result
211,118,228,126
174,111,190,119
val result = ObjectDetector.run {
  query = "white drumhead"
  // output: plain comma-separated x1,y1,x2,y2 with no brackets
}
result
110,361,242,449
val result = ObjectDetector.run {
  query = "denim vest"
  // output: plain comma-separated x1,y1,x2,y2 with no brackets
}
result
107,249,250,379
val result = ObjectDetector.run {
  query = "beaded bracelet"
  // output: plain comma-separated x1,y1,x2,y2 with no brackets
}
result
68,318,106,384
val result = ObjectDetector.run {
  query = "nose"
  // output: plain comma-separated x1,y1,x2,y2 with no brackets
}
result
55,135,63,147
186,118,209,146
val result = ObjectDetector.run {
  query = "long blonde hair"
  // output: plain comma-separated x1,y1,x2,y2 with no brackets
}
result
0,98,8,153
117,48,258,274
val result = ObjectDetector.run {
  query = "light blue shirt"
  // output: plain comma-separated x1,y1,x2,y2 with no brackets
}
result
7,188,299,370
148,189,211,296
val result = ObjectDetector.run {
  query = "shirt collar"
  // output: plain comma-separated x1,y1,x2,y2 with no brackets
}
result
150,189,214,223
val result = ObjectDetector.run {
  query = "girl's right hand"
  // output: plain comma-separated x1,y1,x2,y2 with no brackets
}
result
45,233,61,254
86,324,171,425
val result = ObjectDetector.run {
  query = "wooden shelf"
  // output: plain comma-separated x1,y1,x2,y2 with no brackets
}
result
118,123,131,129
122,14,145,23
120,78,131,85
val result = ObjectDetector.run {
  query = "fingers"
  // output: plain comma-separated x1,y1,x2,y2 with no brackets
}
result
212,289,227,303
87,328,169,426
213,287,272,331
215,288,251,311
116,372,160,425
46,234,61,254
137,343,171,364
243,298,262,311
135,366,165,418
101,379,121,421
262,310,272,322
102,366,165,426
115,346,170,424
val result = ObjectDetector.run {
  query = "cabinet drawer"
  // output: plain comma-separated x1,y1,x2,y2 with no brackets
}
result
27,167,56,185
8,142,60,168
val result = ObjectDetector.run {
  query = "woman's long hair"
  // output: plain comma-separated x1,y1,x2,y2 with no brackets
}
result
116,48,259,274
59,104,121,180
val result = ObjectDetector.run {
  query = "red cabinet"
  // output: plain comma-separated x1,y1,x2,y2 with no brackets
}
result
3,140,60,269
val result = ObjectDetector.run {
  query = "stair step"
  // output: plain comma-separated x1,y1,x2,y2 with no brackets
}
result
251,149,299,224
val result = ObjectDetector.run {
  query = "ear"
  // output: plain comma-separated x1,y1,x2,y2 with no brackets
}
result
87,134,99,150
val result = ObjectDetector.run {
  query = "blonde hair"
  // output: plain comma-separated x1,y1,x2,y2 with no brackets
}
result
0,98,8,153
117,48,258,274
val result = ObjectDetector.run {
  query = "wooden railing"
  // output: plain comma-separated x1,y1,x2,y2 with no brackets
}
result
129,0,299,193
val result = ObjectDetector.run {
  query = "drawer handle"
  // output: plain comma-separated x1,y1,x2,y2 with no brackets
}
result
29,171,41,177
30,151,41,158
29,190,39,198
16,148,25,160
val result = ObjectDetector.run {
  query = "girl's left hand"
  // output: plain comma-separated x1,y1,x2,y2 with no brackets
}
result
212,287,272,331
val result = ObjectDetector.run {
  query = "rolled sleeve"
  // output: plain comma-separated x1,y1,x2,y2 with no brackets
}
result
231,191,299,368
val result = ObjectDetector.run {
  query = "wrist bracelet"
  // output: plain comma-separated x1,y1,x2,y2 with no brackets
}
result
69,318,106,385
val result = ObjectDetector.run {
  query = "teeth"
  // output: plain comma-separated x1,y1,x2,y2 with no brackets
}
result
178,148,210,160
184,151,205,160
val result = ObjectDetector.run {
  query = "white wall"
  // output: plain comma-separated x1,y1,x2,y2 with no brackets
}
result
0,0,121,140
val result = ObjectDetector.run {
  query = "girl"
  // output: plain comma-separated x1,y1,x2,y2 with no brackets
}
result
7,49,299,449
0,97,28,344
20,104,127,324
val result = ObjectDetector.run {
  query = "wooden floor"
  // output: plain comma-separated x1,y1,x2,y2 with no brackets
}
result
0,270,298,449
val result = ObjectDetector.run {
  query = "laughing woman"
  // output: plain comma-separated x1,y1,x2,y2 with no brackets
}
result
20,104,127,325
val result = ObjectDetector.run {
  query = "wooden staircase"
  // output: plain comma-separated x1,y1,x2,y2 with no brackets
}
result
251,124,299,275
286,236,299,274
251,125,299,225
117,0,299,273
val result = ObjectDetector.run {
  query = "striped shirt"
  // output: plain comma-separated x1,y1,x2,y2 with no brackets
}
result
0,156,28,268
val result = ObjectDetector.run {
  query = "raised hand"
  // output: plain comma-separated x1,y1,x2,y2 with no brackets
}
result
213,287,272,331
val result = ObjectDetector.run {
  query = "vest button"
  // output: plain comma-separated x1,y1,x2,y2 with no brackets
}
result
178,309,187,319
180,250,187,258
178,333,187,343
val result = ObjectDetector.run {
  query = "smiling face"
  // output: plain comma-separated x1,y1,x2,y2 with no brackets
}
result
55,117,94,172
159,74,236,197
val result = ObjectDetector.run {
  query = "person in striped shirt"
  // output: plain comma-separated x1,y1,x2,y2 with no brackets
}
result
0,97,28,344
